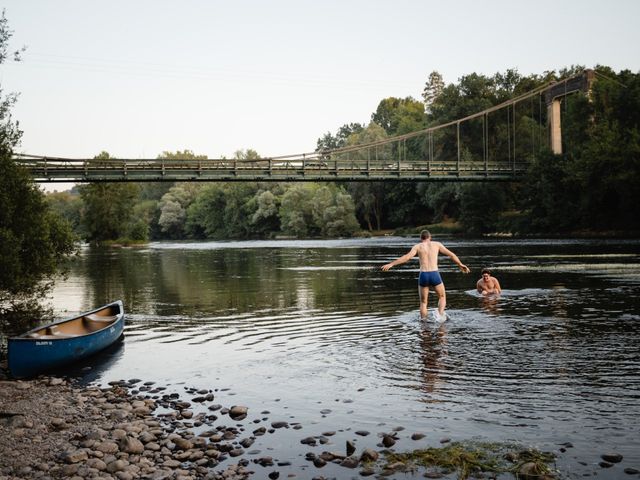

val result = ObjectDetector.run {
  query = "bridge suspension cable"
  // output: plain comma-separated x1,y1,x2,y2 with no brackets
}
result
13,70,595,183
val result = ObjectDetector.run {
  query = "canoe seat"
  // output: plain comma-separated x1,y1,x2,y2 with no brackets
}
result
28,328,79,339
85,313,118,323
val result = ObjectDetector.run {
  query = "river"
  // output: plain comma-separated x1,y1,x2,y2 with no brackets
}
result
6,237,640,478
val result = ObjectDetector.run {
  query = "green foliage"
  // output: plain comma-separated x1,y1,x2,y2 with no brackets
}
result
316,123,364,152
184,183,259,239
372,97,425,135
418,183,462,222
133,199,160,239
251,190,280,235
185,184,227,238
459,183,508,234
311,185,360,237
158,184,200,238
78,153,141,242
384,442,556,480
422,71,445,112
0,154,76,298
0,13,76,318
279,184,317,237
46,190,83,233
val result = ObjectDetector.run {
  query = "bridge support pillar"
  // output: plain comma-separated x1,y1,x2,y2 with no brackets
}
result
548,99,563,154
544,69,595,155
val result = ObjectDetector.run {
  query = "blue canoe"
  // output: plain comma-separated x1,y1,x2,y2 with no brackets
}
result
8,300,125,378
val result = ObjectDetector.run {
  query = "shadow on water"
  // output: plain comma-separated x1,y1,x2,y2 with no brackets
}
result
54,335,125,384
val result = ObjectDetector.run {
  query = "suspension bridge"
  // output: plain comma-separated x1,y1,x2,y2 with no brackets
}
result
14,70,596,183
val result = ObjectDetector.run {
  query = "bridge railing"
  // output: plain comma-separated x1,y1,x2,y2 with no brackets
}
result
15,154,527,182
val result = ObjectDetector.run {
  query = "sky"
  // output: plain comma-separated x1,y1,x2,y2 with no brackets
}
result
2,0,640,178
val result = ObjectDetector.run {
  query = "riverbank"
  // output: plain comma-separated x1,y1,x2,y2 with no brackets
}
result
2,361,638,479
0,371,250,480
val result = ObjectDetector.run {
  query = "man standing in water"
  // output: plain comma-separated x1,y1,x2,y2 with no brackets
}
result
381,230,470,321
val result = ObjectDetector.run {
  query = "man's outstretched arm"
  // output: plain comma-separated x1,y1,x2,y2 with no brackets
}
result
381,245,418,271
439,245,470,273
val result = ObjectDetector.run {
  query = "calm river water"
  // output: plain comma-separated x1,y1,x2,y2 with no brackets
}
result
6,237,640,478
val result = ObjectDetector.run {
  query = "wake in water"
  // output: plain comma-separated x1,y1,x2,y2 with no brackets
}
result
465,288,551,298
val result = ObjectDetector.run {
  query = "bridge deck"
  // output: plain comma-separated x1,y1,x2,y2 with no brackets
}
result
17,157,527,182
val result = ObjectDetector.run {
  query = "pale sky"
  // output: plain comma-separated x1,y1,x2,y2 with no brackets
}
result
2,0,640,165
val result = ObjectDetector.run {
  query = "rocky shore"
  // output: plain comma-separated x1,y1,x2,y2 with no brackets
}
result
0,371,397,480
0,375,253,480
1,365,636,480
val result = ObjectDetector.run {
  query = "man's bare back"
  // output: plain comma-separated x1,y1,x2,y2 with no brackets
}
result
415,240,454,272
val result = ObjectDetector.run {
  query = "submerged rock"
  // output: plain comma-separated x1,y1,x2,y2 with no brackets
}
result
382,435,396,448
601,453,623,463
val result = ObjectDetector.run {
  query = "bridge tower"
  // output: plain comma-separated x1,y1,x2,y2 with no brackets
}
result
545,69,595,154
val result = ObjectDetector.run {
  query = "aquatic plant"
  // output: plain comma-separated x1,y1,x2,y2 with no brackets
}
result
384,441,557,479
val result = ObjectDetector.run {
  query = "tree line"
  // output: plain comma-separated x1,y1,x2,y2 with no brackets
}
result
46,66,640,243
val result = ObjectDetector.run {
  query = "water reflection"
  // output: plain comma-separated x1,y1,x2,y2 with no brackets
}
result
419,323,448,396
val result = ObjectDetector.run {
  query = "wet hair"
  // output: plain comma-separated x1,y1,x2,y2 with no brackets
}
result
420,230,431,240
481,268,491,275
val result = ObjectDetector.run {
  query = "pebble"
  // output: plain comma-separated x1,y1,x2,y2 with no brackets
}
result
360,449,379,462
601,453,623,463
340,456,359,468
346,440,356,456
382,435,396,448
229,406,248,420
62,450,88,464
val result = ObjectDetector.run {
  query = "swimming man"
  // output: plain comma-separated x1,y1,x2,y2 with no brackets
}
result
381,230,470,320
476,268,501,295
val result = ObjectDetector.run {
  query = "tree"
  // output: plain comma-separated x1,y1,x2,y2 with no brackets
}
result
279,185,317,237
316,123,364,152
311,186,360,237
343,123,389,230
158,184,200,238
185,184,227,238
1,11,75,319
78,152,141,242
372,97,425,135
459,183,507,234
46,190,83,234
422,71,445,112
251,190,280,235
234,148,260,160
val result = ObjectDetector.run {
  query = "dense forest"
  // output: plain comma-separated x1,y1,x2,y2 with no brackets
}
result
45,65,640,243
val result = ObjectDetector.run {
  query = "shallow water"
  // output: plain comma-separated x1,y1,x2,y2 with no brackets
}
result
4,237,640,478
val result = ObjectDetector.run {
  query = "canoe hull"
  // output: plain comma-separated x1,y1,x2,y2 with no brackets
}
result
8,300,124,378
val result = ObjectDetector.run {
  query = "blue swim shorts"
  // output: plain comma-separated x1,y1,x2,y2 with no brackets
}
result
418,271,443,287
